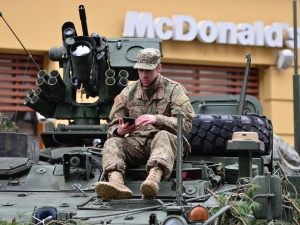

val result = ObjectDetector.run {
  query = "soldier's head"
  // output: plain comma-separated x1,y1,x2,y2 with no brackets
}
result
134,48,162,87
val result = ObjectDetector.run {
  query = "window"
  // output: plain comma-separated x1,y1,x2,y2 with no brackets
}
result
162,64,259,98
0,53,43,135
0,53,43,112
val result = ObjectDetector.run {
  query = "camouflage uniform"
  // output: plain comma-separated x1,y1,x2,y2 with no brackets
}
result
103,74,195,180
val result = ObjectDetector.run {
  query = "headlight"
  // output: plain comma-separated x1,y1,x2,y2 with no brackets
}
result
188,206,209,222
162,215,188,225
33,206,57,224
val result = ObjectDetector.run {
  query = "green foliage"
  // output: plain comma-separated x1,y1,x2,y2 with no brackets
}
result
0,222,21,225
0,219,30,225
245,183,260,198
210,177,300,225
0,212,31,225
210,181,262,225
293,198,300,219
0,112,18,132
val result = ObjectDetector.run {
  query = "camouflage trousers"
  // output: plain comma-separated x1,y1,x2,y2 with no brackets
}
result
102,130,177,180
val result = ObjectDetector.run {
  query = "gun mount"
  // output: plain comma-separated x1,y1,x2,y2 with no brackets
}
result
24,5,161,147
1,4,300,225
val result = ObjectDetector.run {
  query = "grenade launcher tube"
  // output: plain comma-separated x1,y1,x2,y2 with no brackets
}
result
36,77,52,96
105,77,116,101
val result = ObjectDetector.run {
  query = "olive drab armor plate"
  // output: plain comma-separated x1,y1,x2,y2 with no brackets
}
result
190,95,263,115
0,4,298,225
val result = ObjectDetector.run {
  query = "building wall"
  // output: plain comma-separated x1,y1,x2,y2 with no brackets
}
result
0,0,298,146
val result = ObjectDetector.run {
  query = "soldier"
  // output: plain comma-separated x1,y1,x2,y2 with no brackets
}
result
94,48,195,199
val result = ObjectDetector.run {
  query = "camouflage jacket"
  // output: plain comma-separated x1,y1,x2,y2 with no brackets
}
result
107,74,195,147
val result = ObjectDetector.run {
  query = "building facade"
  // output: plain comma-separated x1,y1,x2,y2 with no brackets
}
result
0,0,298,146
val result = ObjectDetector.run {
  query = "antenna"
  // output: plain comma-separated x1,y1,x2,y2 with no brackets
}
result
0,11,41,71
293,0,300,154
176,110,184,205
238,54,251,115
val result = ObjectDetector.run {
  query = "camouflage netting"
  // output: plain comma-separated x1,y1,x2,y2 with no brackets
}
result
273,133,300,174
0,112,18,132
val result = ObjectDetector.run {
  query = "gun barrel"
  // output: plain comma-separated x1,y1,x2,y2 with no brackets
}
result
79,5,89,36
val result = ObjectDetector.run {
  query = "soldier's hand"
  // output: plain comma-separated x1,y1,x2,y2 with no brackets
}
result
117,118,137,135
135,115,156,127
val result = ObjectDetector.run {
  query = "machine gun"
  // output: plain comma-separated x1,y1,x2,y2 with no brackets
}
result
24,5,162,147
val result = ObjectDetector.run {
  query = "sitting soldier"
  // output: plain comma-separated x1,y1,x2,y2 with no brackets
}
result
94,48,195,199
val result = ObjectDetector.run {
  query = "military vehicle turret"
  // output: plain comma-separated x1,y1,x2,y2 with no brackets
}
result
0,4,299,225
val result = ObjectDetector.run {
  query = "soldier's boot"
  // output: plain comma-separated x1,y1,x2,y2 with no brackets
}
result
94,171,132,199
140,166,163,199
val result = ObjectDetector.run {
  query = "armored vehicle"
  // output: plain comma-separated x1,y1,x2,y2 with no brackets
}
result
0,5,299,225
